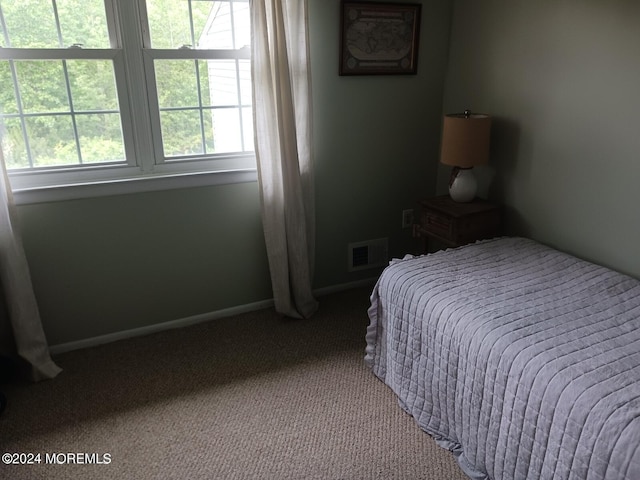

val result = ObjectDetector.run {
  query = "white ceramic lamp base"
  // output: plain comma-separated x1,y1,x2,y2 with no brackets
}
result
449,167,477,202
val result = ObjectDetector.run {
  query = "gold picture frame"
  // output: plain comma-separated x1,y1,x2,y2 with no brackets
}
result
339,2,422,75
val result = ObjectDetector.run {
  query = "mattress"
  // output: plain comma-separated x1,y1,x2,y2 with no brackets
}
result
365,237,640,479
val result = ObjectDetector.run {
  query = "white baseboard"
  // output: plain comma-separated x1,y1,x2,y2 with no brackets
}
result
49,277,378,355
313,277,377,297
49,298,274,355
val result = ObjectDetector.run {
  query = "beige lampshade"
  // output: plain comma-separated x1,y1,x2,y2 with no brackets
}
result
440,112,492,168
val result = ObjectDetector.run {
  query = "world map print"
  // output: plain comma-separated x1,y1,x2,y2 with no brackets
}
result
340,4,420,74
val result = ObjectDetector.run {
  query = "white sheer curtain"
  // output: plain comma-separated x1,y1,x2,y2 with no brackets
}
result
0,147,61,381
251,0,318,319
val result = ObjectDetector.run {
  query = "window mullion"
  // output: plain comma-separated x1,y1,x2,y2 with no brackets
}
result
135,0,166,165
188,0,196,47
103,0,122,48
50,0,65,47
6,60,34,168
60,59,84,164
187,1,206,155
235,60,246,152
229,1,246,152
229,0,237,49
142,51,165,162
52,0,84,167
0,4,11,46
136,0,152,48
115,0,156,172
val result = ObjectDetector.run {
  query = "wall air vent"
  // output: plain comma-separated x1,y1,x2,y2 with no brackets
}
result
348,238,389,272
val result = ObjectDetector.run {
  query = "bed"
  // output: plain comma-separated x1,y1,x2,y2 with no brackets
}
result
365,237,640,480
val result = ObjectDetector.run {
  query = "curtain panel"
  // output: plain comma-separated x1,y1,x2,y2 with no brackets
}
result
0,148,60,382
251,0,318,319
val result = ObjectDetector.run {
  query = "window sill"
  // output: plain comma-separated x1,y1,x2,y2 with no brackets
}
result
12,168,258,205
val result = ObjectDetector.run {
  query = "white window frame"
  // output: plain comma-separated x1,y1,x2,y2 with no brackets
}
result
1,0,256,204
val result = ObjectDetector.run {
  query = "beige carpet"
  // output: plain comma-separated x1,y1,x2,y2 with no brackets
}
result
0,287,467,479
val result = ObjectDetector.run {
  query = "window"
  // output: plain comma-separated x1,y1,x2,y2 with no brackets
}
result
0,0,254,196
145,0,253,159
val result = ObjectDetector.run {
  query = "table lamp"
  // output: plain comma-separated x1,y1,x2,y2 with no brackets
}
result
440,110,491,202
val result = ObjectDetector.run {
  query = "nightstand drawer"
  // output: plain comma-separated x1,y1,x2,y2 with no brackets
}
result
454,212,501,244
417,196,502,249
423,211,452,238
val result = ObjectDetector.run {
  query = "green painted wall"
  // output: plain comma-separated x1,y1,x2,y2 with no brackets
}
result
441,0,640,277
311,0,453,286
18,183,271,345
17,0,453,346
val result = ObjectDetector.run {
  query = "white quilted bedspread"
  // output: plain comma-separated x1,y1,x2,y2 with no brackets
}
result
365,237,640,480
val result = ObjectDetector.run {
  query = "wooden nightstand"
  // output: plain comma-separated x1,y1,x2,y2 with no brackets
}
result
415,195,502,250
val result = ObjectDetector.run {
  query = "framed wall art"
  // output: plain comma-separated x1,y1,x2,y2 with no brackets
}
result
339,2,421,75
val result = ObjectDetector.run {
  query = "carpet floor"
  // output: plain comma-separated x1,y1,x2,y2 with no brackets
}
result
0,287,467,479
